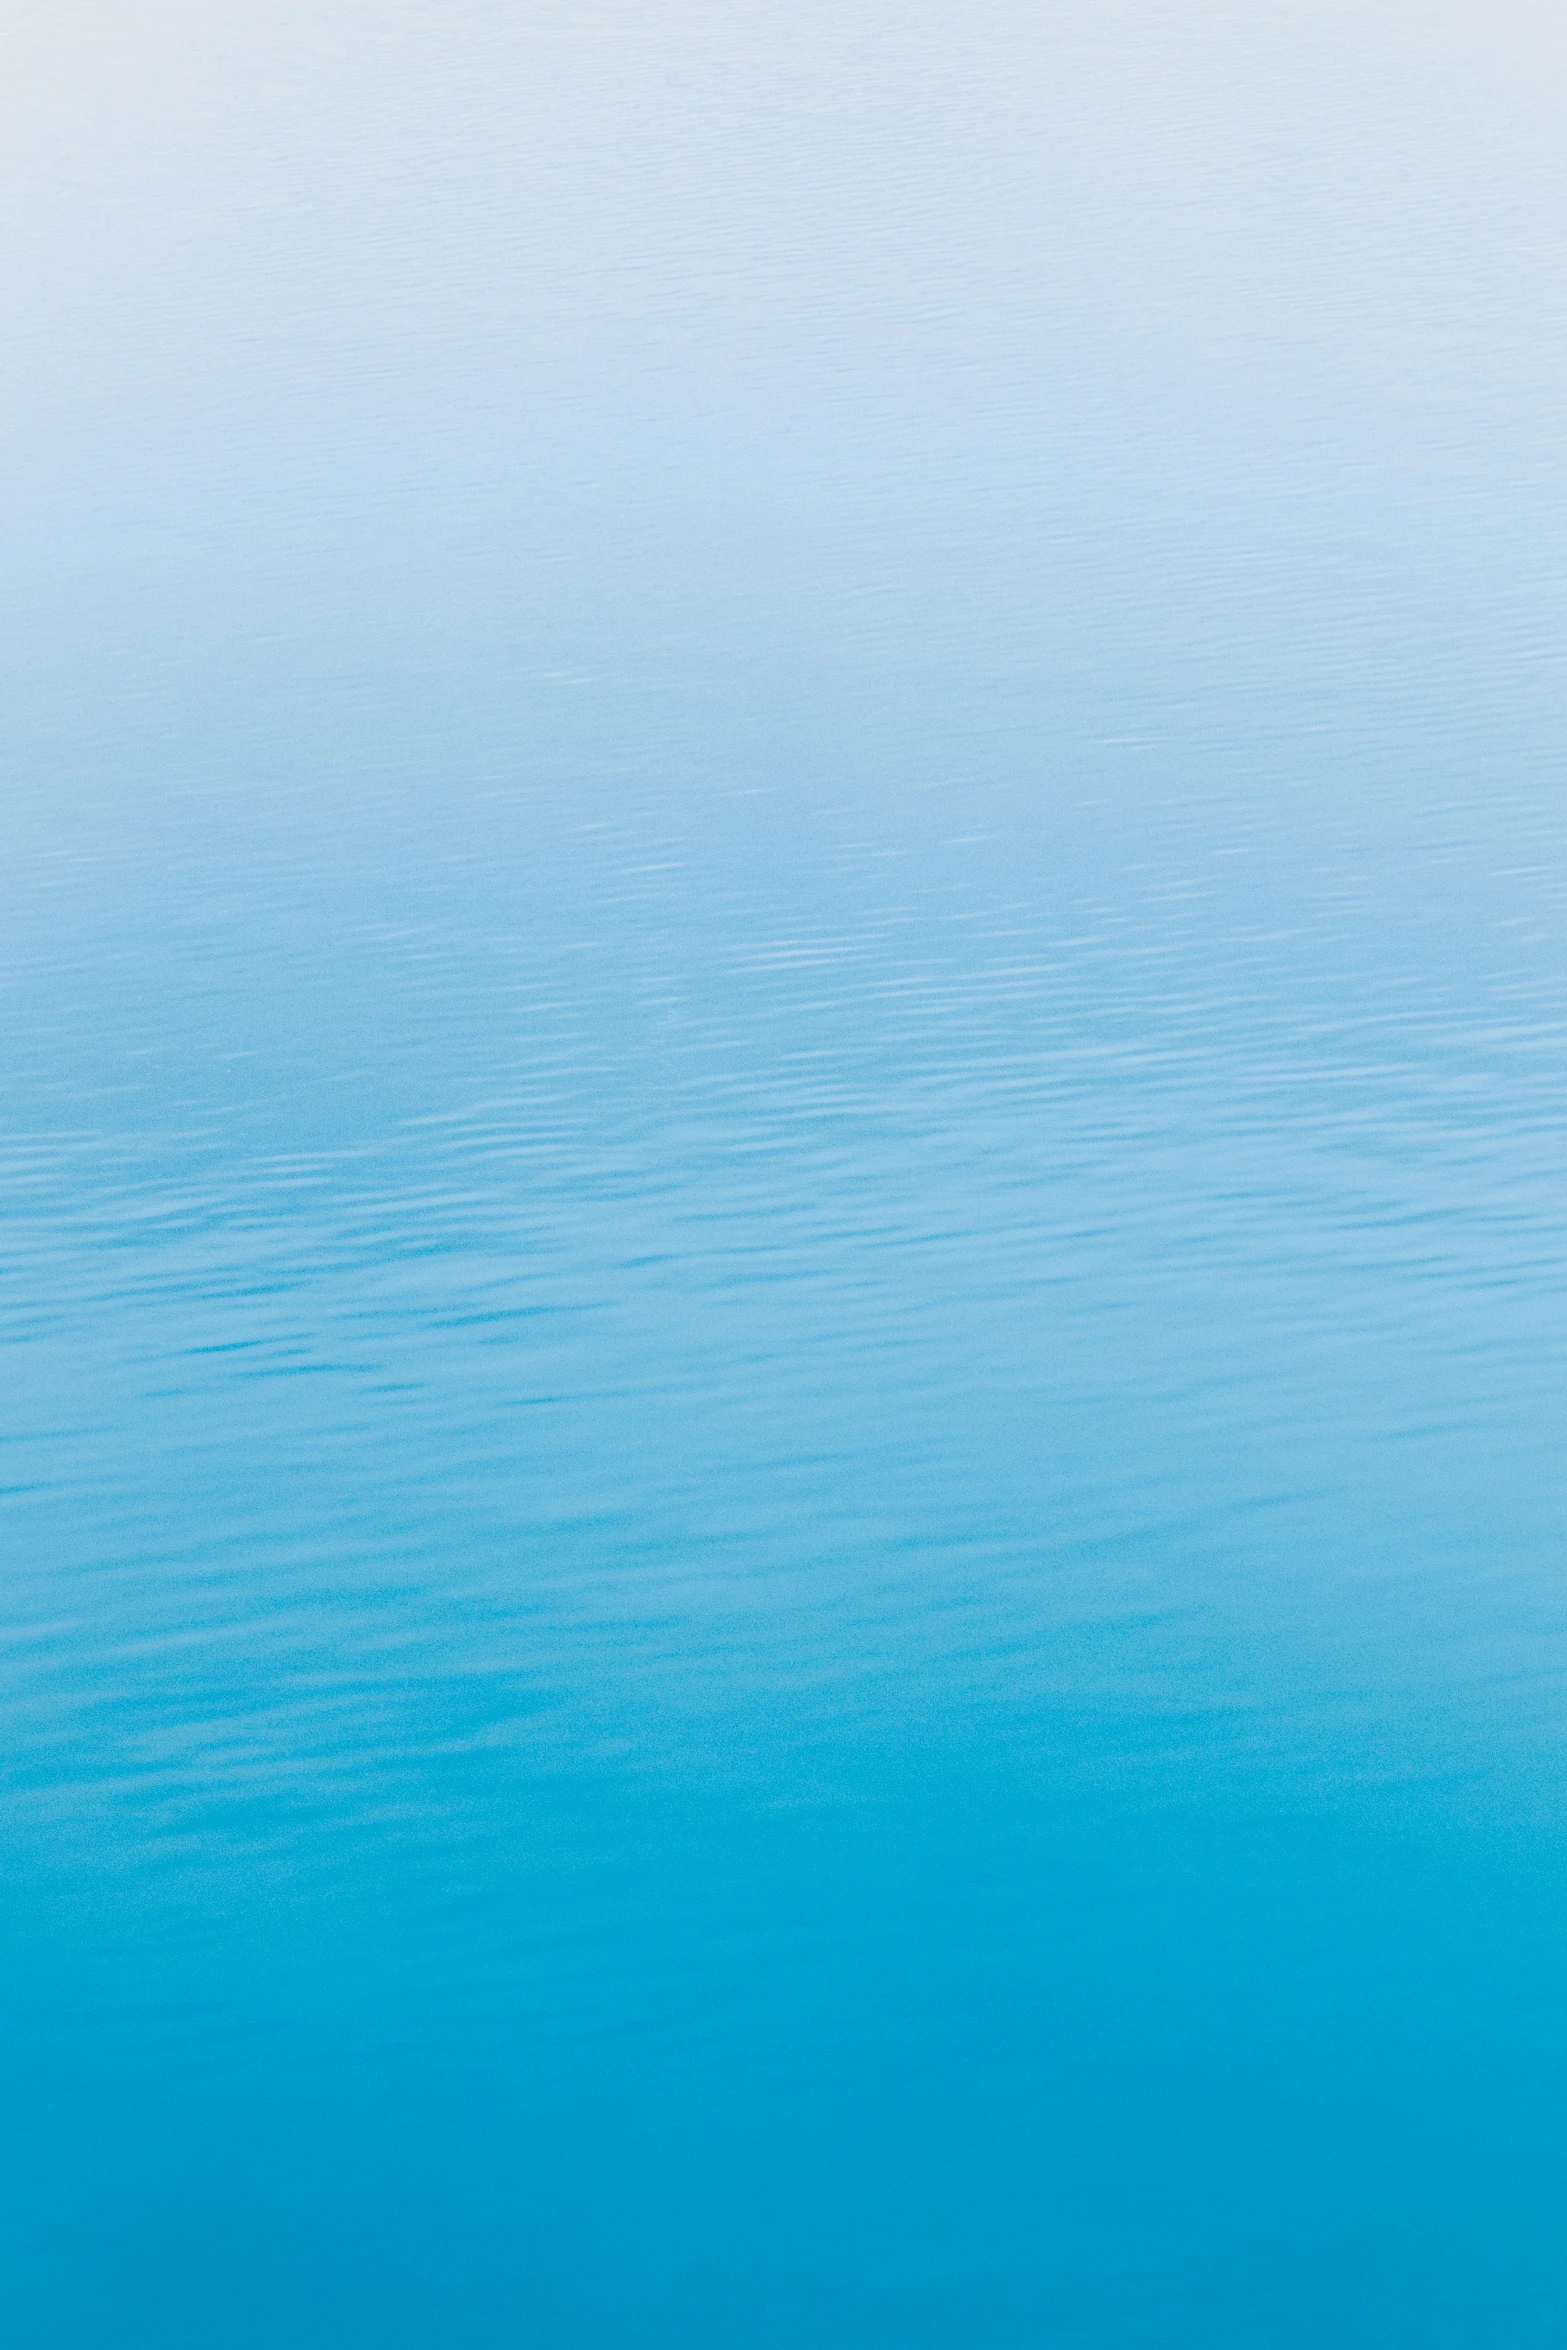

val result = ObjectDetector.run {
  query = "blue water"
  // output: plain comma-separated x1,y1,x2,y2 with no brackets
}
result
6,6,1567,2342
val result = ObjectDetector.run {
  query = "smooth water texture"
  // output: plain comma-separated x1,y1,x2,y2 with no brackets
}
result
4,7,1567,2343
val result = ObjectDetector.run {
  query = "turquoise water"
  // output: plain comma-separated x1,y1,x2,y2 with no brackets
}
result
5,7,1567,2342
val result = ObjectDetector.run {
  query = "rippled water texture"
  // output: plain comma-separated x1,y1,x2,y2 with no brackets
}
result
5,6,1567,2343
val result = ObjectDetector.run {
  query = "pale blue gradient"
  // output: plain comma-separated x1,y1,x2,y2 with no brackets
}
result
4,6,1567,2344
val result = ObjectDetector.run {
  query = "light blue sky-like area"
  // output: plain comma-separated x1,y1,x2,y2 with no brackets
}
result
4,1,1564,782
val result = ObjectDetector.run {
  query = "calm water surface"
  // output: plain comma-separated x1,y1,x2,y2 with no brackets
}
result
4,6,1567,2343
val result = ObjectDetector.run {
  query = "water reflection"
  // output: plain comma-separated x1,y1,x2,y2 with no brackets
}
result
4,4,1567,2344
